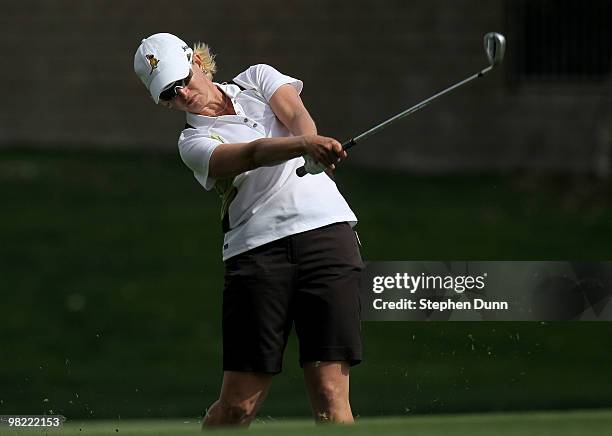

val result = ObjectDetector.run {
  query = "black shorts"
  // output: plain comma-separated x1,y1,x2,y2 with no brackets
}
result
222,222,364,374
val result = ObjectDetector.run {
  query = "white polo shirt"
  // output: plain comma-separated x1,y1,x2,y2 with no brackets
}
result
178,64,357,260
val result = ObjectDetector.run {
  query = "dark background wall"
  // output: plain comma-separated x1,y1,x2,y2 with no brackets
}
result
2,0,610,173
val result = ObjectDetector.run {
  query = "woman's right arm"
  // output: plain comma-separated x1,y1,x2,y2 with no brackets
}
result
208,134,344,179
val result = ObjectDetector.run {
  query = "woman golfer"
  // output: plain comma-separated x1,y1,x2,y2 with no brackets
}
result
134,33,363,427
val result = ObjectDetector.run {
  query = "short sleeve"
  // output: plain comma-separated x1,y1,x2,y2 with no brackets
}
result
178,129,222,191
232,64,303,102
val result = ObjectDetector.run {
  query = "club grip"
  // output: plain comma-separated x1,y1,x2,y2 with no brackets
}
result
295,139,356,177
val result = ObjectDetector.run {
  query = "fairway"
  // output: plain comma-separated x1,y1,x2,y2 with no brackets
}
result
3,409,611,436
2,151,612,419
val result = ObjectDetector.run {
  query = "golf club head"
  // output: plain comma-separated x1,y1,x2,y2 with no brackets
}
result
484,32,506,67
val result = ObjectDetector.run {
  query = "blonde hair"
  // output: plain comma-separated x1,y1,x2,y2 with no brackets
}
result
193,42,217,80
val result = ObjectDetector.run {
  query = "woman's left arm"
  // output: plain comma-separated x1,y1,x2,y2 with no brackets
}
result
269,84,318,136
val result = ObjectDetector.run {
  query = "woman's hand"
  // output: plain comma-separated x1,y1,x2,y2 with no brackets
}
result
300,135,347,172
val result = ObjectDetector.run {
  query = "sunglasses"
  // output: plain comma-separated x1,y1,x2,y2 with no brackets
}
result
159,69,193,102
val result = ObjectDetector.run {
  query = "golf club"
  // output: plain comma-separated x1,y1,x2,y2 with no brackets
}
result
296,32,506,177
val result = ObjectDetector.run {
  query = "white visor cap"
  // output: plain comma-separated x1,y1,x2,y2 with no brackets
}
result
134,33,193,104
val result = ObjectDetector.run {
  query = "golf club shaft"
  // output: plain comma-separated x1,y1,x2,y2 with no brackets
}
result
344,65,493,149
296,64,494,176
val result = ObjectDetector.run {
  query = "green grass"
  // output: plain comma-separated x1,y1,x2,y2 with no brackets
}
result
1,149,612,418
4,410,612,436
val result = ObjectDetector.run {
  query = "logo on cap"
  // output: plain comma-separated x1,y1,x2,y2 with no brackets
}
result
145,54,159,75
182,46,192,62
